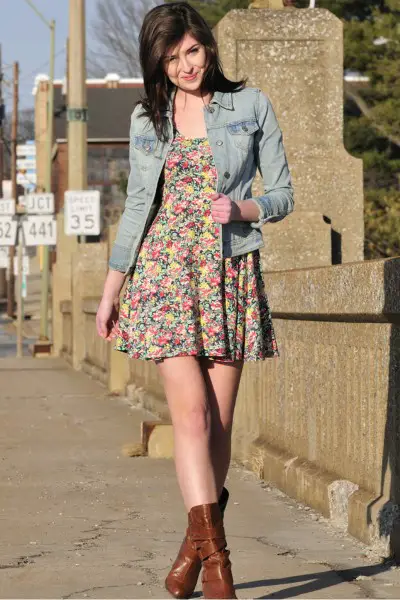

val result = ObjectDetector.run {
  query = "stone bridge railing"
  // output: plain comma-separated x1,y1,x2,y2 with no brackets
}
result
55,242,400,557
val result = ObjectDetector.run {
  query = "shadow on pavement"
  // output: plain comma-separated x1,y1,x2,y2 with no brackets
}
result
236,560,394,598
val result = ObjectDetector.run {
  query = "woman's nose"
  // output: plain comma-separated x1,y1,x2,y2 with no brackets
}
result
179,55,192,73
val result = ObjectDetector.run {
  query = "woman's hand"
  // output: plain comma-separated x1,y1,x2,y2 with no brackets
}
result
211,194,261,224
210,193,239,224
96,296,120,341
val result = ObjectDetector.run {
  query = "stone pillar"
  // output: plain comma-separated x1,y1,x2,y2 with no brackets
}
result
262,211,332,272
52,214,78,356
71,242,107,370
215,8,364,266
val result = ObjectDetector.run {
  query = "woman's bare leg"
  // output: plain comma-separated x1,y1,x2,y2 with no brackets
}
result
156,356,218,511
199,358,244,497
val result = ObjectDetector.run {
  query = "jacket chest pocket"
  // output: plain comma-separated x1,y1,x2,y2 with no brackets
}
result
132,135,158,172
226,119,259,151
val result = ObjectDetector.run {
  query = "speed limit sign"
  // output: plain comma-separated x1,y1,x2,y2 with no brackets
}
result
64,190,101,236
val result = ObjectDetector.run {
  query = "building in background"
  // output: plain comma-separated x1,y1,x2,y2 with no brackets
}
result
33,74,144,234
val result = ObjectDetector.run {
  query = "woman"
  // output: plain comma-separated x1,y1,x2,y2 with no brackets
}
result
96,2,293,598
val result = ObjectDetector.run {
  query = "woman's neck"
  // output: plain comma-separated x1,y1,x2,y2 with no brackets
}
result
175,87,212,110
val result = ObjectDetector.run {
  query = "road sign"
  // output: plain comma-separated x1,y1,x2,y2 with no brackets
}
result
64,190,101,236
0,199,16,216
13,255,30,276
17,144,36,157
0,246,8,268
17,141,37,192
19,193,54,215
0,217,18,246
16,158,36,170
22,215,57,247
17,172,37,185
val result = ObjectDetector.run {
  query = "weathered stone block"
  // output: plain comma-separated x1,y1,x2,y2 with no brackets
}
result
147,424,174,459
71,243,108,370
261,211,331,272
215,8,364,264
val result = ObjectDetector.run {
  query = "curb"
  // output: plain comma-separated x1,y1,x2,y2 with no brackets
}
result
247,436,397,559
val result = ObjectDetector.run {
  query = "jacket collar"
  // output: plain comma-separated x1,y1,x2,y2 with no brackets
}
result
210,90,233,110
164,88,233,114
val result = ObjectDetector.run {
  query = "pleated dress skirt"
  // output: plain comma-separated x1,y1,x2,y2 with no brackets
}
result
115,133,280,363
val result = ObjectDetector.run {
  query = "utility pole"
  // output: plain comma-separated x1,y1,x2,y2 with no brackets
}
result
23,1,55,354
68,0,88,229
0,44,7,302
37,18,55,348
7,62,18,318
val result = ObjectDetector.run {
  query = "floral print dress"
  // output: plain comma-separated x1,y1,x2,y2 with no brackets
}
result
115,132,279,362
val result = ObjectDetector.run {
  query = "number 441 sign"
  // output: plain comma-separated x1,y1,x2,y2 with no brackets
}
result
65,190,101,236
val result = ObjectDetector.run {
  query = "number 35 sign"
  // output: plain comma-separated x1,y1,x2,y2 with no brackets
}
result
64,190,101,236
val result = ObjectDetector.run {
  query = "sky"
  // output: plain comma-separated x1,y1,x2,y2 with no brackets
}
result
0,0,98,110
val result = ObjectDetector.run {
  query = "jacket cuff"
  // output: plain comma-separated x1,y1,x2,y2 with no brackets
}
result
249,196,287,229
108,244,130,272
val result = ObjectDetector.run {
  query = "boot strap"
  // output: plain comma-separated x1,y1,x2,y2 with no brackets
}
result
196,537,226,561
202,553,232,582
190,522,225,541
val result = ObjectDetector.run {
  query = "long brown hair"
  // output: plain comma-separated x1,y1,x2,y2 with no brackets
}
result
138,2,245,141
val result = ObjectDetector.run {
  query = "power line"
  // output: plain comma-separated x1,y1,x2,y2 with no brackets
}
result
19,47,66,83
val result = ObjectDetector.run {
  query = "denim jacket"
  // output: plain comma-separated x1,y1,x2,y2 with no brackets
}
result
109,86,294,274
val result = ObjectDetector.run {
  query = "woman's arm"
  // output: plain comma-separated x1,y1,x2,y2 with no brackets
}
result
96,270,126,340
231,199,260,222
102,269,126,303
108,105,148,272
249,90,294,228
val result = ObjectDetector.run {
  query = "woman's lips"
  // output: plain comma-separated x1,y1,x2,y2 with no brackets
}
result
182,73,198,81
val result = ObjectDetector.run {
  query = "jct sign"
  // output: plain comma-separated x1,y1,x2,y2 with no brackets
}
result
64,190,101,236
19,193,54,215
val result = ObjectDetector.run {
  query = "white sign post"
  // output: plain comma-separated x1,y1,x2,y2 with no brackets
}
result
64,190,101,236
13,255,30,276
0,247,9,268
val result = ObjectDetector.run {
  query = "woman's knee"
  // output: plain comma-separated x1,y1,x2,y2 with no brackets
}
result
156,356,211,437
174,402,211,438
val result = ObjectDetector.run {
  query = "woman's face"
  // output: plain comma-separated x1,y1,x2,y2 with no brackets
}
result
164,32,207,92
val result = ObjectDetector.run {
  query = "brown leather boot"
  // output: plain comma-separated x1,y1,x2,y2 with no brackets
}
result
165,488,229,599
189,502,237,599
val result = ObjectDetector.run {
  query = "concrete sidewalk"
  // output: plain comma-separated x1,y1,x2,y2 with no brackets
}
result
1,357,400,599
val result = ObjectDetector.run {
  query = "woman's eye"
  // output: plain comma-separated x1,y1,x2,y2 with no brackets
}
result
190,47,199,54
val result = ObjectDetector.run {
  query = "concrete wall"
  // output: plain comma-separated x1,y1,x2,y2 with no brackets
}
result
57,253,400,556
234,258,400,557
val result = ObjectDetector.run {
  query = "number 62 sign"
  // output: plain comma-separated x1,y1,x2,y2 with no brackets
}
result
64,190,101,236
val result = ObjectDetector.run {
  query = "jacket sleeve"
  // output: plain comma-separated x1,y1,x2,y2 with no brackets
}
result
249,89,294,229
108,106,148,272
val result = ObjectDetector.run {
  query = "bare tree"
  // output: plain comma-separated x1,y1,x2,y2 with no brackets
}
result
88,0,162,77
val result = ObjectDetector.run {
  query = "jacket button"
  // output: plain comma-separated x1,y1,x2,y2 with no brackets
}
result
224,171,230,179
208,106,215,113
216,140,223,146
242,125,248,132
